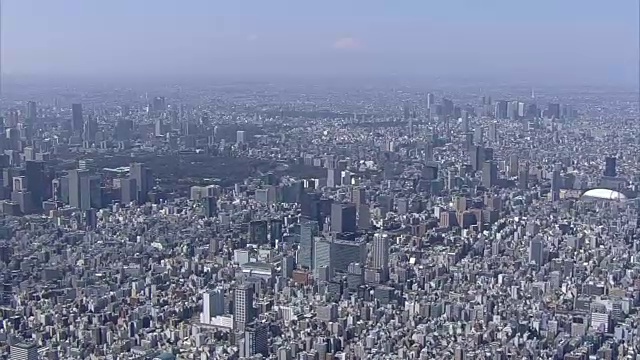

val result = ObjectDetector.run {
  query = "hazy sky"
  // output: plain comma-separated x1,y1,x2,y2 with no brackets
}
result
3,0,639,84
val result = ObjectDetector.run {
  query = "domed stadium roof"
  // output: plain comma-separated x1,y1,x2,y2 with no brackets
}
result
581,188,627,201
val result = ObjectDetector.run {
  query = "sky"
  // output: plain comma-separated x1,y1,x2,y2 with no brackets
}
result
2,0,639,85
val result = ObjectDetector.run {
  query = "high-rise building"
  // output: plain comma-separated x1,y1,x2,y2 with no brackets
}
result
298,220,318,269
441,98,454,117
152,96,166,112
83,116,98,142
68,169,89,210
203,196,217,218
202,288,225,324
461,111,469,133
244,322,269,357
525,103,538,119
269,219,283,246
71,103,83,134
249,220,268,245
234,283,255,331
236,130,246,144
326,168,341,188
426,93,435,110
547,103,561,119
494,101,508,119
402,103,411,120
129,163,152,204
10,342,38,360
314,237,367,276
604,157,617,177
482,160,497,189
120,177,137,204
314,237,332,276
469,146,483,171
25,160,44,211
26,101,37,123
330,203,357,234
371,233,389,270
518,167,529,190
551,169,561,201
528,237,544,266
473,127,483,145
488,122,498,143
351,186,366,205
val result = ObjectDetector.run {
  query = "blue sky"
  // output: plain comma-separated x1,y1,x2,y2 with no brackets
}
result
3,0,639,84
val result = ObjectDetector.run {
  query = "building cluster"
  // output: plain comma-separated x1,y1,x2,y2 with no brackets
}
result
0,83,636,359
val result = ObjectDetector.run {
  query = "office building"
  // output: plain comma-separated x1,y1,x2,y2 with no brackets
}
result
551,169,561,201
529,237,544,266
331,203,357,234
202,196,217,218
68,169,89,210
249,220,268,245
494,100,508,119
10,342,38,360
244,322,269,357
269,219,283,246
482,160,497,188
604,156,616,177
120,177,137,204
234,283,255,331
314,237,332,276
314,237,367,275
298,220,318,269
25,160,45,211
129,163,152,204
72,103,83,134
469,146,483,171
426,93,435,111
371,233,389,270
202,288,225,324
26,101,37,123
547,103,561,119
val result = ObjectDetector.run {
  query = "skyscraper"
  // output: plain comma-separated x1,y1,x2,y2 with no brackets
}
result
494,101,508,119
551,169,561,201
529,237,545,266
234,283,255,331
604,157,617,177
68,169,89,210
26,101,37,123
331,203,357,234
469,145,483,171
249,220,268,245
426,93,435,110
371,233,389,270
71,103,83,134
298,220,318,269
482,160,497,189
120,177,137,204
129,163,152,204
25,160,44,211
547,103,561,119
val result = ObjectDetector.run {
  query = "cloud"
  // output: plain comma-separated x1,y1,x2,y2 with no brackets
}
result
333,37,362,50
246,34,259,42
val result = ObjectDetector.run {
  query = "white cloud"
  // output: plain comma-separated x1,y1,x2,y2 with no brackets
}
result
333,37,362,50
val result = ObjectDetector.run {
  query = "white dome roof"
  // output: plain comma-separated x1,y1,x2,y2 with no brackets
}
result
581,188,627,201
